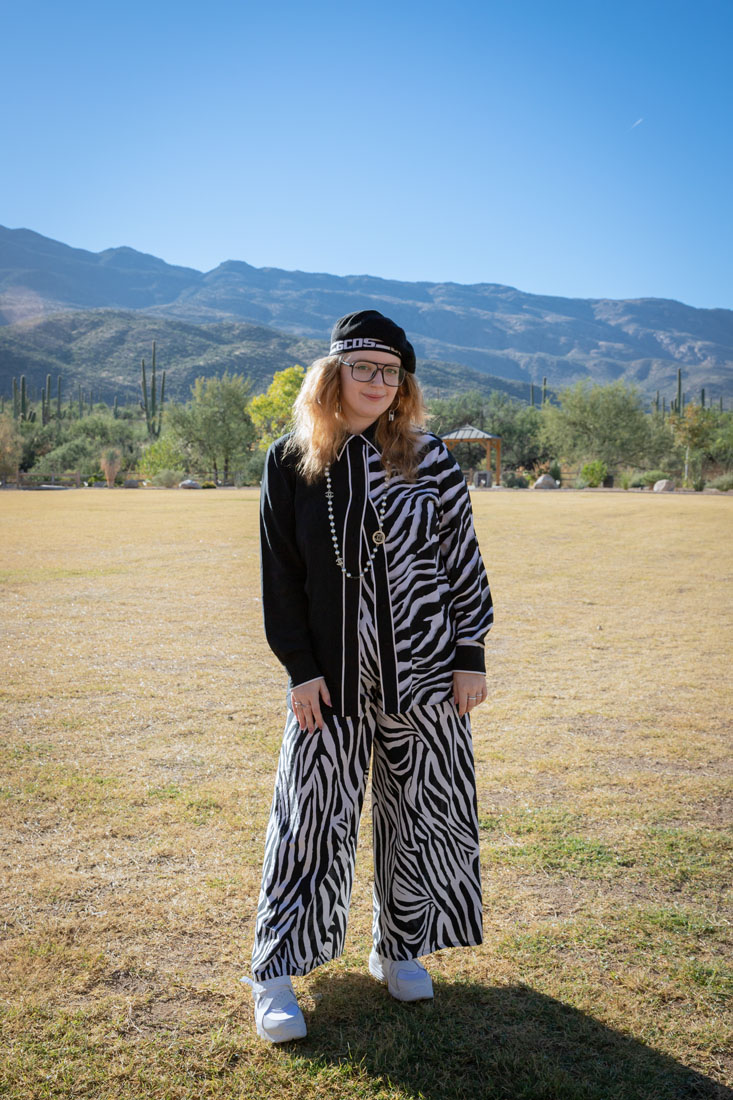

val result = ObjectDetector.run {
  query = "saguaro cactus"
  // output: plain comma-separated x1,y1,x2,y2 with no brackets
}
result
141,341,166,439
18,376,36,422
41,374,52,425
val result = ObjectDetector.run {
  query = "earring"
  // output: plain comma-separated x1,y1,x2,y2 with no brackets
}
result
388,396,400,422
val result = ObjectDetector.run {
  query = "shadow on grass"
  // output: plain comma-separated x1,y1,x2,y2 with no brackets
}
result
287,972,730,1100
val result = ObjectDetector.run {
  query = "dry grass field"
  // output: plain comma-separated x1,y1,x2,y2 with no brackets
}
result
1,487,731,1100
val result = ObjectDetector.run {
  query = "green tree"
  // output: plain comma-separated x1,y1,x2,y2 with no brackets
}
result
672,403,719,484
428,391,488,436
30,436,98,479
709,410,733,470
644,413,680,472
540,380,650,472
138,434,188,479
249,366,305,451
673,404,716,453
427,390,548,471
0,413,23,483
26,414,145,479
167,372,254,482
483,396,547,471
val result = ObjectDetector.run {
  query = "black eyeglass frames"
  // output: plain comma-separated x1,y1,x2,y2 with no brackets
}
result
339,357,405,387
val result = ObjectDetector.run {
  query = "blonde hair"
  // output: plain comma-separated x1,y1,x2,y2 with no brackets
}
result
285,356,427,482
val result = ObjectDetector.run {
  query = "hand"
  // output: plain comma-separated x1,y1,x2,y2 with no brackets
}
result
453,671,487,718
290,677,332,733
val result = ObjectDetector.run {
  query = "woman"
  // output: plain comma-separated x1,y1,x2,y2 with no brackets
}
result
246,310,493,1042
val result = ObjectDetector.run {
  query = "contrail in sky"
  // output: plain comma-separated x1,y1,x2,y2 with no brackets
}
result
630,118,644,129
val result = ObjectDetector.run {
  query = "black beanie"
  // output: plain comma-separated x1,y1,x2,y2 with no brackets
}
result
329,310,416,374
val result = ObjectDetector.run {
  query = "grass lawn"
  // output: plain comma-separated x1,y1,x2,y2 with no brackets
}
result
1,487,731,1100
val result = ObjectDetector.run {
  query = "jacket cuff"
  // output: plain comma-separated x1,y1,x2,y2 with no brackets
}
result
285,651,322,689
453,643,486,674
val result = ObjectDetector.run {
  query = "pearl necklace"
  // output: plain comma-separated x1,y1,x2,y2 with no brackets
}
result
325,463,390,580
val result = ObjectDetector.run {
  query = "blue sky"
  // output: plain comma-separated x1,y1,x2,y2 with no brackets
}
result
2,0,732,308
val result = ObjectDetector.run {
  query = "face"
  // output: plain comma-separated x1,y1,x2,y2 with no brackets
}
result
338,349,402,433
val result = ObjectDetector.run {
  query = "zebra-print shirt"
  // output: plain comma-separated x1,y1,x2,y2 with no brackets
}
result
260,424,493,717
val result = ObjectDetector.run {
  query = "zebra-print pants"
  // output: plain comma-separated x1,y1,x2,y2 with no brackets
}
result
252,561,483,979
251,689,483,979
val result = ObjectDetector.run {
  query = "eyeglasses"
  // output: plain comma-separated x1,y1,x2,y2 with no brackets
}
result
340,357,405,387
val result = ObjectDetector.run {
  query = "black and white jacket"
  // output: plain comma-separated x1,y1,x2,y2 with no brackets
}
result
260,424,493,717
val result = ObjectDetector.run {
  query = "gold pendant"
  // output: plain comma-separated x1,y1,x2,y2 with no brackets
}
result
372,530,386,546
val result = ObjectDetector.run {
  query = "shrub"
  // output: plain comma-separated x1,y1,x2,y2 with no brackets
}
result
238,451,267,486
152,469,183,488
640,469,669,487
139,435,188,479
548,460,562,483
580,460,608,487
709,473,733,491
201,481,217,489
619,470,633,490
503,470,529,488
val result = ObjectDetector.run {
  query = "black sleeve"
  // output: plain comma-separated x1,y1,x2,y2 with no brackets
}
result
259,440,322,687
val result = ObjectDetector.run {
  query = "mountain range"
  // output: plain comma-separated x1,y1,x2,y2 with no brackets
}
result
1,225,731,404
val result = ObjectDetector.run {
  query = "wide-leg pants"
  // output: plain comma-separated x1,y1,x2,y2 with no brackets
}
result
251,689,484,980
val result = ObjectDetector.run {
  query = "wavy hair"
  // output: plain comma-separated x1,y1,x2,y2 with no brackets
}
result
285,356,427,482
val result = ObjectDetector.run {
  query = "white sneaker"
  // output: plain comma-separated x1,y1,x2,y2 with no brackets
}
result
242,975,307,1042
369,949,434,1002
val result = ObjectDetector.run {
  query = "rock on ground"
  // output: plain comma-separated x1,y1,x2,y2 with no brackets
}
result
533,474,558,490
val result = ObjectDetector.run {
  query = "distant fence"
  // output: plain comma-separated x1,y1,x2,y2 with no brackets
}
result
4,471,254,490
8,471,83,489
